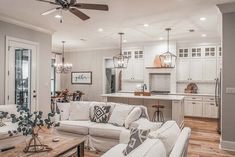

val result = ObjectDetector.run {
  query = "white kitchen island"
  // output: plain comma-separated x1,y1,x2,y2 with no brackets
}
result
101,93,185,127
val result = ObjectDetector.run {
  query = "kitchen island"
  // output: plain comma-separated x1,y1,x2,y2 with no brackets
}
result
101,93,185,127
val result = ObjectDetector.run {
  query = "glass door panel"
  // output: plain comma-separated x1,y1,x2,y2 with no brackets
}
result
15,49,32,109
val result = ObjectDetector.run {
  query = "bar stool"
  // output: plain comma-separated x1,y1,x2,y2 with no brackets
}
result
152,104,165,122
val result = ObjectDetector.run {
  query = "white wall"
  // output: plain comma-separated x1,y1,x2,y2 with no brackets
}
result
0,20,52,115
60,49,118,101
219,9,235,150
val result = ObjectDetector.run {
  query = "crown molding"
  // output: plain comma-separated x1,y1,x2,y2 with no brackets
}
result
217,2,235,13
0,14,54,34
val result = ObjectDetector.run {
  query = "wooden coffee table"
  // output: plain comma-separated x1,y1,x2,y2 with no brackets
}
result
0,130,86,157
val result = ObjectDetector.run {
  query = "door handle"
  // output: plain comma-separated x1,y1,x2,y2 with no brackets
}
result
33,95,37,98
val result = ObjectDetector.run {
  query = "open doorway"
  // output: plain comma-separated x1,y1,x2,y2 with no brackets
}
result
103,58,116,94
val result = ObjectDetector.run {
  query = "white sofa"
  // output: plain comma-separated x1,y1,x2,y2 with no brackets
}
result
55,101,162,152
102,121,191,157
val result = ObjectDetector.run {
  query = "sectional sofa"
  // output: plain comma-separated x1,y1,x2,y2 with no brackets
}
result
56,101,162,152
102,121,191,157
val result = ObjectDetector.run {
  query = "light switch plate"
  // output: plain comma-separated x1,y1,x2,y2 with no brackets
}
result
226,88,235,94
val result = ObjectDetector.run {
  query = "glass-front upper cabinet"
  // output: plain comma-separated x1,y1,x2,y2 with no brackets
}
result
191,48,202,58
205,47,216,57
178,48,189,58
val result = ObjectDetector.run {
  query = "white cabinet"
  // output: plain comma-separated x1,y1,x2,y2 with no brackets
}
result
203,59,217,81
177,59,203,81
184,96,218,118
177,59,190,81
133,59,144,81
184,101,203,117
122,49,144,81
122,60,133,80
203,102,218,118
190,59,203,81
177,45,222,82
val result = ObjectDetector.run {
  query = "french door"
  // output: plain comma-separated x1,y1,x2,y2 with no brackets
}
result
5,37,38,112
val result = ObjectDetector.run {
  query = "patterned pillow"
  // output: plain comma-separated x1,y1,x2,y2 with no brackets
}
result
91,106,111,123
123,128,150,156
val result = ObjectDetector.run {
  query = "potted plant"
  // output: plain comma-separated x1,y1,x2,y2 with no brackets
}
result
8,105,60,153
0,111,8,127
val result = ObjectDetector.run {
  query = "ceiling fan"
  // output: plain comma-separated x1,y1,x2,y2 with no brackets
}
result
37,0,109,21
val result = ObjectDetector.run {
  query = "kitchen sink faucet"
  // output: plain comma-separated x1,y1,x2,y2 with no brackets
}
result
142,84,147,93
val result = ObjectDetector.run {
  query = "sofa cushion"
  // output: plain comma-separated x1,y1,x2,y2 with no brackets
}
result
101,144,127,157
89,122,130,139
69,101,91,121
123,128,150,155
148,121,181,156
57,102,70,121
56,120,92,135
130,118,162,131
108,104,134,126
169,127,191,157
91,106,111,123
124,107,142,129
102,139,166,157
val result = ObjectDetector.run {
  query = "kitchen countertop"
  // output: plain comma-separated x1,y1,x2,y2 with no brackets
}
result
101,93,185,101
117,91,214,97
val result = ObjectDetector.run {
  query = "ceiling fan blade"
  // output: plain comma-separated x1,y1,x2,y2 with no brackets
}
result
74,3,109,11
36,0,58,5
41,7,61,15
69,8,90,20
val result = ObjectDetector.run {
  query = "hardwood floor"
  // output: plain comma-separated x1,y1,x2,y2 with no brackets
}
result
84,117,235,157
185,117,235,157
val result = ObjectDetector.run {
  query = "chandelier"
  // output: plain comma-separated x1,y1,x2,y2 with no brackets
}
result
159,28,177,68
54,41,72,73
113,33,129,68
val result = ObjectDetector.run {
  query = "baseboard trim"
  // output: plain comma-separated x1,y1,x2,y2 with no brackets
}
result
220,140,235,151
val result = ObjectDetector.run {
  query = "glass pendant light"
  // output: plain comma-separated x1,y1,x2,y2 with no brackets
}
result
113,33,129,68
54,41,72,73
159,28,177,68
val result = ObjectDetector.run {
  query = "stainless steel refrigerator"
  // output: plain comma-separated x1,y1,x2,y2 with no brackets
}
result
215,69,222,134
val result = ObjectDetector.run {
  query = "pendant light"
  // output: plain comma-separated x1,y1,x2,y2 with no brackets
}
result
113,33,129,68
54,41,72,73
159,28,177,68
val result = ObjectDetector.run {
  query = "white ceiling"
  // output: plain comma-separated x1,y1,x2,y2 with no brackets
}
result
0,0,235,51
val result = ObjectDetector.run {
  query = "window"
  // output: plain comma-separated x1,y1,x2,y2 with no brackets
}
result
51,59,56,96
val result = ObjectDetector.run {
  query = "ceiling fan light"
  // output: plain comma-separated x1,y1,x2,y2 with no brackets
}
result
55,14,62,19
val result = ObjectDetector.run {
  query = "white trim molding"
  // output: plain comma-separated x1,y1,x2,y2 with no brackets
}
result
0,14,54,34
220,140,235,151
5,36,40,112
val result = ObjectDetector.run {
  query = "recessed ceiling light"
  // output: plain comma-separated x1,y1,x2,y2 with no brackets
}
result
54,14,62,19
144,24,149,27
159,37,164,40
123,39,127,43
98,28,103,32
200,17,206,21
201,34,207,37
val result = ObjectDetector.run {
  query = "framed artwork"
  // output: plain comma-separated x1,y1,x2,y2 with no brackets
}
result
71,71,92,84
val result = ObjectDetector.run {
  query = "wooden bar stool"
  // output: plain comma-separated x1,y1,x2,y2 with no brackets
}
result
152,104,165,122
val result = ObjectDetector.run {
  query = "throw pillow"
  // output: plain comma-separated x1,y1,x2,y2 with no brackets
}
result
57,102,70,121
148,121,181,156
69,101,91,121
123,128,150,156
124,107,142,129
92,105,111,123
108,104,134,126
